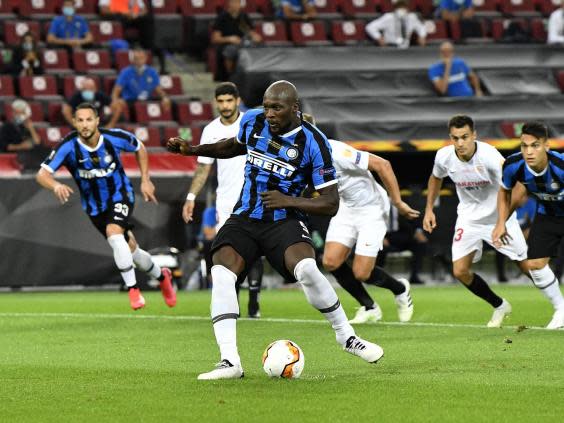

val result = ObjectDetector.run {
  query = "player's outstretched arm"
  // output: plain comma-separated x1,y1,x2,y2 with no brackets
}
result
135,143,158,204
36,168,74,204
492,187,512,248
167,136,246,159
260,184,340,216
182,163,212,223
368,154,420,220
423,175,443,233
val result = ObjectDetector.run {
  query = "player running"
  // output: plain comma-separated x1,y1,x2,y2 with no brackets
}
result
182,82,263,318
168,81,384,380
493,121,564,329
36,103,176,310
423,115,528,328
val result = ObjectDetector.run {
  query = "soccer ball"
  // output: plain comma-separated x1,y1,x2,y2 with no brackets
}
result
262,340,304,379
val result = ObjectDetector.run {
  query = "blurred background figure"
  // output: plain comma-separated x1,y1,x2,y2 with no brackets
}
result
8,32,43,76
0,99,40,153
47,0,93,51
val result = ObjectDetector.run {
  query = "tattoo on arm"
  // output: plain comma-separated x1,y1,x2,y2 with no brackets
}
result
188,164,211,197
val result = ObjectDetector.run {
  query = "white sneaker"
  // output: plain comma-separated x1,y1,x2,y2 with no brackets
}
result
546,309,564,330
348,305,382,324
197,359,244,380
395,278,414,322
343,336,384,363
487,299,512,328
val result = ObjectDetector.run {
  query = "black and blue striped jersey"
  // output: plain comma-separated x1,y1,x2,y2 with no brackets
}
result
502,150,564,217
234,108,337,221
41,128,140,216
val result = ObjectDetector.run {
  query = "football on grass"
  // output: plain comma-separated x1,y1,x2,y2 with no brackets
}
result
262,340,304,379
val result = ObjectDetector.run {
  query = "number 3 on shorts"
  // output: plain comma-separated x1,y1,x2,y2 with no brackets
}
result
454,228,464,242
114,203,129,217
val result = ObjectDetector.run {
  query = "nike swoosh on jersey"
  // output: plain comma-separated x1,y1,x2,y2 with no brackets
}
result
79,158,89,163
253,134,265,139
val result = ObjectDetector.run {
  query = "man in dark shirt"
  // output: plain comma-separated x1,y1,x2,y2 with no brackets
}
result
0,99,40,153
211,0,262,79
63,77,122,128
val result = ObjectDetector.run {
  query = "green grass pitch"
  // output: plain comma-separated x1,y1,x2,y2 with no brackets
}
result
0,285,563,422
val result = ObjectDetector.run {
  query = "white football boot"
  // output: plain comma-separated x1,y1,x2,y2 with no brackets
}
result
395,278,414,322
487,299,512,328
546,308,564,330
343,336,384,363
348,305,383,324
197,360,244,380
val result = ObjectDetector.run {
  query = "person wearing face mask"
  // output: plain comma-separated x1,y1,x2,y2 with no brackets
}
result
365,1,426,48
111,46,171,113
0,99,41,153
9,32,44,76
47,0,93,50
63,78,123,129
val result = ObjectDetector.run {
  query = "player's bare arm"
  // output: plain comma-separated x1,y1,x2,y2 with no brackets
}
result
135,143,157,204
167,136,246,159
261,184,339,216
492,187,512,248
423,174,443,233
182,163,212,223
36,168,74,204
368,153,420,220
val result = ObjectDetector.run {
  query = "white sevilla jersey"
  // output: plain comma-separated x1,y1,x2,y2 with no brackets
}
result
432,141,514,224
198,112,246,215
329,139,389,212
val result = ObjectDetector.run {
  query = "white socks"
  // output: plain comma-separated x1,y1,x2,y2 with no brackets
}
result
132,246,162,279
530,266,564,311
211,265,241,366
294,258,355,345
107,234,136,288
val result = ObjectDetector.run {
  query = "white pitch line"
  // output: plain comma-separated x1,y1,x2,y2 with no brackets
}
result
0,312,552,331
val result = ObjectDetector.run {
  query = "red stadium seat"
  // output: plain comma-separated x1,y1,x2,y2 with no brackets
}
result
134,101,175,125
472,0,501,17
500,0,541,16
102,75,117,95
556,70,564,93
18,75,61,100
500,121,522,138
63,75,102,98
290,21,331,46
0,75,15,98
37,126,73,148
47,102,66,125
491,18,528,41
90,21,124,44
413,0,434,17
536,0,561,16
124,125,163,147
151,0,178,14
331,20,367,45
176,101,214,126
424,20,449,42
114,49,153,70
159,75,185,98
216,0,259,14
0,0,16,16
3,20,41,45
312,0,341,17
254,21,291,46
180,0,218,16
530,18,547,42
4,100,44,122
41,49,71,74
73,49,113,74
340,0,378,18
376,0,395,13
254,0,274,16
18,0,58,18
162,125,203,145
73,0,97,16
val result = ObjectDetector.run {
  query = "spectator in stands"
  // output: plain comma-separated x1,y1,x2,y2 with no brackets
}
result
428,41,483,97
111,46,171,111
278,0,317,20
0,99,40,153
46,0,93,50
63,78,123,129
547,4,564,44
211,0,262,80
365,0,427,48
438,0,474,23
8,32,43,76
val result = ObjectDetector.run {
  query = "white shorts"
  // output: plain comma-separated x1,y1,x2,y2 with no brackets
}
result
325,204,387,257
451,216,528,263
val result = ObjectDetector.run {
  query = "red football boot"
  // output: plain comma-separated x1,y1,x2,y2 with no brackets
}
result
159,268,177,307
129,287,146,310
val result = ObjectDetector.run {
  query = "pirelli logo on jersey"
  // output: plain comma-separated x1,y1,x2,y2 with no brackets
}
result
533,191,564,202
247,150,296,178
78,162,117,179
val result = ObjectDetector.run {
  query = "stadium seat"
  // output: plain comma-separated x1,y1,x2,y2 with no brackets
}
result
63,75,102,98
0,0,16,17
312,0,342,18
179,0,218,16
162,125,203,145
73,50,114,74
254,0,274,16
340,0,379,18
3,20,41,45
254,21,291,46
18,75,61,100
0,75,15,99
124,125,163,147
424,20,449,43
73,0,97,17
491,18,529,41
472,0,502,17
500,121,521,138
331,20,367,45
500,0,541,16
37,126,73,148
41,49,71,74
89,21,124,44
151,0,178,14
159,75,187,99
4,100,44,122
217,0,260,14
376,0,395,13
47,102,66,125
176,101,213,126
114,49,153,71
556,70,564,92
18,0,58,18
134,101,175,125
290,21,331,46
413,0,434,17
536,0,561,16
530,18,547,42
102,75,117,95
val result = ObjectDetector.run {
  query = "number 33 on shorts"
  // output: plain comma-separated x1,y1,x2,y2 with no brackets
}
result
454,228,464,242
114,203,130,217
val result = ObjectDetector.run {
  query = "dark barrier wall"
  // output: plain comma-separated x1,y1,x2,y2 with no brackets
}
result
0,176,191,287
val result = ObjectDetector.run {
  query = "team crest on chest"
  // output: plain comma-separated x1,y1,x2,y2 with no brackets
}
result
551,182,560,191
104,154,113,164
286,147,298,160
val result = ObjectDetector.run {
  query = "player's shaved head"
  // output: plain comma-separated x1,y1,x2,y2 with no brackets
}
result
263,80,300,135
264,80,299,104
